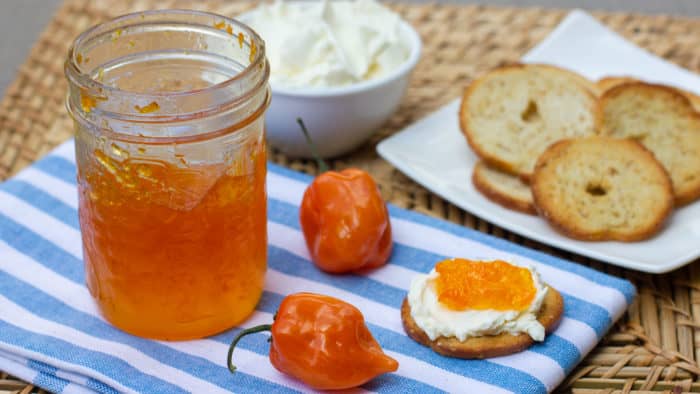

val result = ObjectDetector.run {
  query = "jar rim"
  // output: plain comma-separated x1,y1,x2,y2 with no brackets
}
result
66,9,267,100
64,9,270,144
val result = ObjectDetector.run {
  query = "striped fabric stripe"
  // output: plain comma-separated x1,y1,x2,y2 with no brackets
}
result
0,140,634,393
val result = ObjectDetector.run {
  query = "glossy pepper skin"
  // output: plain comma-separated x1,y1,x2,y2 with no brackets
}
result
299,168,393,273
228,293,398,390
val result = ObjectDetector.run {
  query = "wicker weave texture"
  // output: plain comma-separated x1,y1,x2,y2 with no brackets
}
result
2,1,700,393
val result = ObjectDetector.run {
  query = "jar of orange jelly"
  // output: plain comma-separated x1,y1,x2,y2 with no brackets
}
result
65,10,270,340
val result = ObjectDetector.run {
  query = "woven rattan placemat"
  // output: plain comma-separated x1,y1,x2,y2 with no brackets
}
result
2,1,700,393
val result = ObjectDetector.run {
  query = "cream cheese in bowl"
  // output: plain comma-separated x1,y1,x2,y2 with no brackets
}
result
239,0,422,158
243,0,411,88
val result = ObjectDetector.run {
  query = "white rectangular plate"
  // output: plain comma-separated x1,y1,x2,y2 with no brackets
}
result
377,10,700,273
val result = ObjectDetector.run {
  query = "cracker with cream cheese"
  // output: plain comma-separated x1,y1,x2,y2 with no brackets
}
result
401,287,563,359
400,259,563,359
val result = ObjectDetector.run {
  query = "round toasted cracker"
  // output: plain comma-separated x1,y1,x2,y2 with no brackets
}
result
597,76,700,111
600,82,700,206
460,63,600,180
531,136,674,241
401,286,563,359
596,76,638,94
472,161,536,215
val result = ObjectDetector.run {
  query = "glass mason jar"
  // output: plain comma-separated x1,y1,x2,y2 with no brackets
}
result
65,10,270,340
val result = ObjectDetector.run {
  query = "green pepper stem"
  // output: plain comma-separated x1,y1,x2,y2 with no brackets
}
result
297,118,329,173
227,324,272,373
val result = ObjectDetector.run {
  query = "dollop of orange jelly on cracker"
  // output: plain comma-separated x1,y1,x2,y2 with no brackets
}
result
434,258,536,311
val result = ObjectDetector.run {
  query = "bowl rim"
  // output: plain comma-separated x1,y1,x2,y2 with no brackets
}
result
266,19,423,98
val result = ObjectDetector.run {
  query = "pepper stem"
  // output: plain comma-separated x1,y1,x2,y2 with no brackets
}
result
297,118,329,173
227,324,272,373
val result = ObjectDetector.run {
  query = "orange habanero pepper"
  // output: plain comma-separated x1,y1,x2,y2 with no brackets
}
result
296,120,393,273
227,292,398,390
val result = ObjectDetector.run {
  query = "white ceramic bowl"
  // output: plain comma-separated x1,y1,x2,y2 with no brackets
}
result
264,21,422,158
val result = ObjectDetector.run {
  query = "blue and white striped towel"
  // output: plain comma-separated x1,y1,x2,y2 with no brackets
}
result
0,139,635,394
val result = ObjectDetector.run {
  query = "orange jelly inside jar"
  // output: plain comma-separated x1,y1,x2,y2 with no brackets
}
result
66,10,271,339
79,144,267,340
